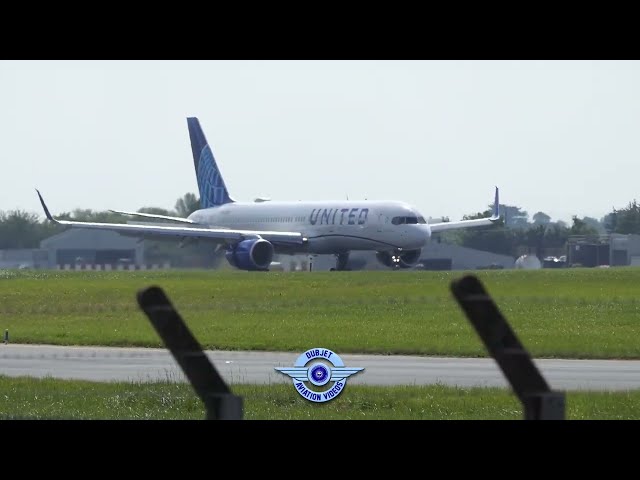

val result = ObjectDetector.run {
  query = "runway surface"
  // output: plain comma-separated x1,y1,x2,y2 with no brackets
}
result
1,344,639,391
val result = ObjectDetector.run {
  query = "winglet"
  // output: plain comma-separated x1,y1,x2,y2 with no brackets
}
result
490,186,500,221
36,189,57,223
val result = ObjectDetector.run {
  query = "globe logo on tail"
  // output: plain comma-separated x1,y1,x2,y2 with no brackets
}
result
275,348,364,403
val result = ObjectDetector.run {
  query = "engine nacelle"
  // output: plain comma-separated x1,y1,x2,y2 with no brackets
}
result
225,238,274,271
376,249,422,269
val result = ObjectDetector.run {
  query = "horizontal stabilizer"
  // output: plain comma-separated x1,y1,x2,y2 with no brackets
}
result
109,209,197,224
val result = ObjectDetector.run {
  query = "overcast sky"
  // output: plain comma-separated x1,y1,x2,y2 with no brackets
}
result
1,60,639,223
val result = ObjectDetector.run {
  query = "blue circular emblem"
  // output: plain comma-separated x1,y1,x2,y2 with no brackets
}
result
308,362,331,386
274,347,364,403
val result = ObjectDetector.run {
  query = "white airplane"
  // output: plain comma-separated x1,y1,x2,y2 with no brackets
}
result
37,117,500,271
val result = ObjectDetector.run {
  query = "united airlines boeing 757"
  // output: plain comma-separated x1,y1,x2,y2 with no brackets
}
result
37,117,500,271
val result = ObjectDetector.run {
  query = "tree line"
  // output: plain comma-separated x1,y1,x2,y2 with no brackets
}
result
438,200,640,258
0,193,222,268
0,193,201,250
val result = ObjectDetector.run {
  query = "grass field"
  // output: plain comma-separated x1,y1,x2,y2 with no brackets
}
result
1,268,640,358
1,375,638,420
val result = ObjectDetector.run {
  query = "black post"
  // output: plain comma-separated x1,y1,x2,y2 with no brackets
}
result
137,286,243,420
450,275,565,420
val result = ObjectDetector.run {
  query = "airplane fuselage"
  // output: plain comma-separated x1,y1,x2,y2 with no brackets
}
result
188,200,432,255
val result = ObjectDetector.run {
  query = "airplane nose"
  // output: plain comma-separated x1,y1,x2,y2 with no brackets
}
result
405,225,431,248
418,224,432,246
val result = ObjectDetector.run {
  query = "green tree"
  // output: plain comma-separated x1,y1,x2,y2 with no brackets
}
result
462,209,492,220
525,224,546,258
612,200,640,234
440,208,512,256
175,193,200,218
543,223,570,248
0,210,63,249
138,207,177,216
532,212,551,225
570,216,599,236
582,216,605,234
501,205,529,229
56,209,129,223
603,211,617,234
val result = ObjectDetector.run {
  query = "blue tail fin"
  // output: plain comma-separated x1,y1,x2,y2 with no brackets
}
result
187,117,234,208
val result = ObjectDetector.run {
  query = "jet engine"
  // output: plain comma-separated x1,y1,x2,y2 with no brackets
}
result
225,238,274,271
375,249,422,269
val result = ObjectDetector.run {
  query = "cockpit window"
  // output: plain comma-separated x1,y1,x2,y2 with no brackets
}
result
392,216,424,225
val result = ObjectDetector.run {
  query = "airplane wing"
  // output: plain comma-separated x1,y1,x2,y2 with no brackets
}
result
36,190,307,247
429,186,501,233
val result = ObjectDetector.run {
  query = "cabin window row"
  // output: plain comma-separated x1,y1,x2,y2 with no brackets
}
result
221,216,308,223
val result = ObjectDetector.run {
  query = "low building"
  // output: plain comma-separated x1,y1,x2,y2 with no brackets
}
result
609,234,640,266
566,234,610,267
40,229,144,269
566,233,640,267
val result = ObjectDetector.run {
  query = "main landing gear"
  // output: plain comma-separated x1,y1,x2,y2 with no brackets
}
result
330,252,351,271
